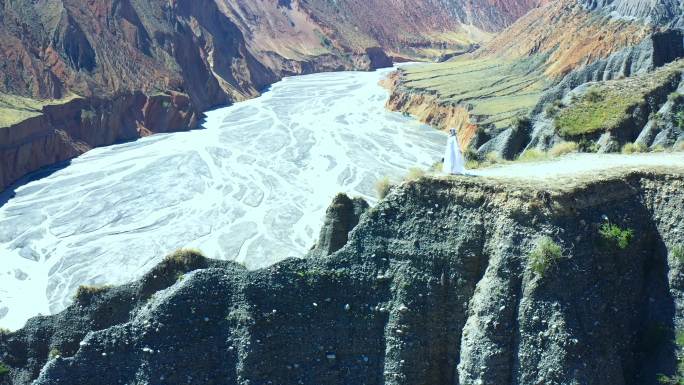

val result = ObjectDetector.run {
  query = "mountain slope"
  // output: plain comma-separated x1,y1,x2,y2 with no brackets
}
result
386,0,684,159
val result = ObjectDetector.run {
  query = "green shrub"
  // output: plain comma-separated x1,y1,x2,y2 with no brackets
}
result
430,161,444,172
512,116,531,131
585,86,603,102
599,223,634,250
621,142,648,154
485,151,501,163
165,248,204,263
0,362,9,376
0,327,10,336
375,176,393,199
649,111,662,124
49,348,61,359
668,92,684,103
549,141,578,157
517,149,548,162
676,111,684,130
464,152,503,170
467,160,484,169
463,148,479,162
404,167,425,182
528,237,563,277
672,245,684,263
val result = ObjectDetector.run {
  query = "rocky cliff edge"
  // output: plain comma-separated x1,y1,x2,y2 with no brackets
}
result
1,168,684,385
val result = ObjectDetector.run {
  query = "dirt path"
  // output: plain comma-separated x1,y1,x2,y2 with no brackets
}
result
470,153,684,180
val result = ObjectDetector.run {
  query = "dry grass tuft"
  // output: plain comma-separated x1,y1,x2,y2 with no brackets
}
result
549,141,578,157
621,142,648,154
375,176,393,199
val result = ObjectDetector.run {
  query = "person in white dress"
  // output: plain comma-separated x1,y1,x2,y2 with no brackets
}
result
443,128,466,175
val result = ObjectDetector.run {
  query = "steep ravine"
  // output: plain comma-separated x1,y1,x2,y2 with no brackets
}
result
1,168,683,385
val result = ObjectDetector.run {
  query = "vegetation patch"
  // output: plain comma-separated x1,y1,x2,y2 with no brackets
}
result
466,151,504,169
555,61,684,137
555,90,640,137
74,284,112,302
400,56,548,129
430,161,444,173
672,245,684,263
49,348,61,359
165,248,204,263
0,92,80,128
80,108,97,122
548,141,578,157
599,222,634,250
404,167,426,182
528,237,563,277
517,149,549,162
621,142,648,154
676,111,684,130
0,362,9,376
375,176,393,199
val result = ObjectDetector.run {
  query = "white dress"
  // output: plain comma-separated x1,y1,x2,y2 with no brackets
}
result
442,134,466,175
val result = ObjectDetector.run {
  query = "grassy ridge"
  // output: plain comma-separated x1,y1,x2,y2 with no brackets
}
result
400,56,548,128
0,93,79,128
555,90,642,137
555,61,684,137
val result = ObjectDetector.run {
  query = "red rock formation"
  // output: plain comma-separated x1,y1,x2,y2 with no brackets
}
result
476,0,651,77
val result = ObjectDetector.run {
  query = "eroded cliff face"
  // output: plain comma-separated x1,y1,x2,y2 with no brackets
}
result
1,169,683,385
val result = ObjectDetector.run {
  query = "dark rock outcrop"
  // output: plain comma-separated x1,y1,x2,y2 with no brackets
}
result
1,169,684,385
309,193,369,257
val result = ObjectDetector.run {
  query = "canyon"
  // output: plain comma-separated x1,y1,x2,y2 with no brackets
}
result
0,0,544,192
